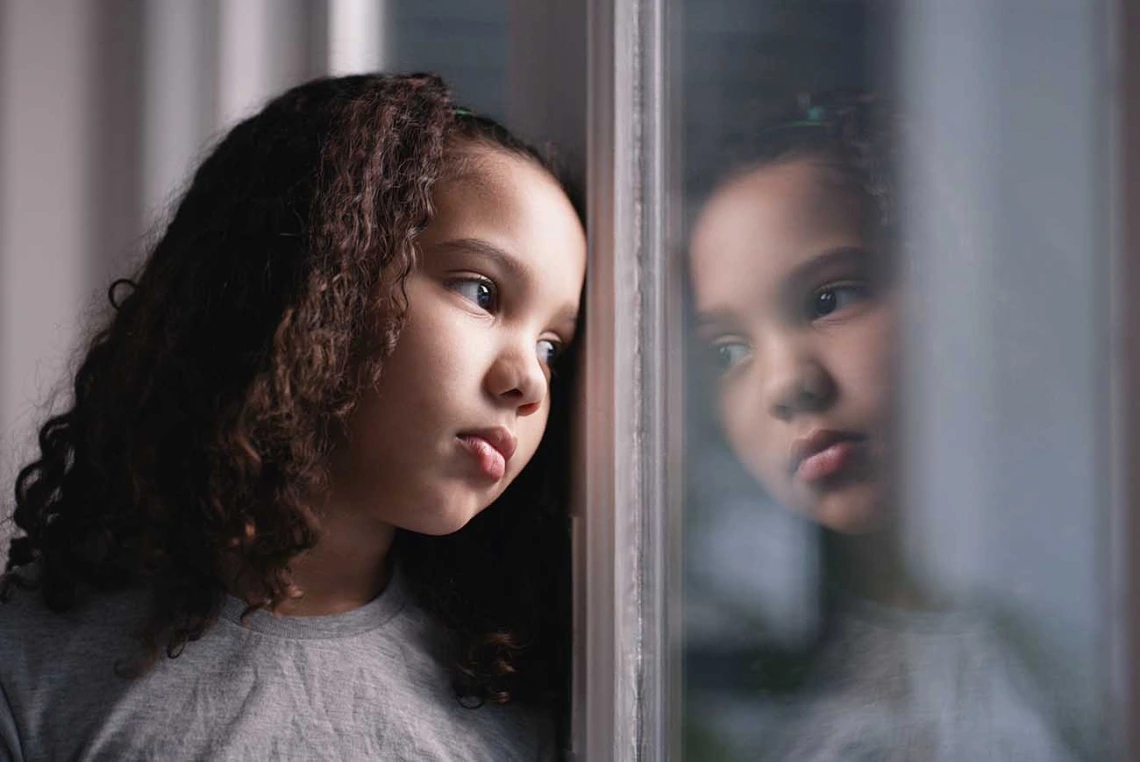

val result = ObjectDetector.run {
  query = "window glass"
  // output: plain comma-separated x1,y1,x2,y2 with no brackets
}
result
680,1,1113,759
388,0,508,119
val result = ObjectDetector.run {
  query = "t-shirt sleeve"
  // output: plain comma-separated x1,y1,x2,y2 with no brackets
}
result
0,678,24,762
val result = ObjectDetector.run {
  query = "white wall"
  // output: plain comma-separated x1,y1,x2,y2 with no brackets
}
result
0,1,97,548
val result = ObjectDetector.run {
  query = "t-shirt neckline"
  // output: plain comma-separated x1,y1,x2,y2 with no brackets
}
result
218,565,409,640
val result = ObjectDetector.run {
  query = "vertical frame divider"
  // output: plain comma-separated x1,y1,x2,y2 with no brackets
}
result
576,0,681,758
1113,0,1140,758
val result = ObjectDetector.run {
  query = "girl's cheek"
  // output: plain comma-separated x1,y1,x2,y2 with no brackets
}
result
716,380,742,435
718,380,767,468
863,302,898,411
832,331,895,444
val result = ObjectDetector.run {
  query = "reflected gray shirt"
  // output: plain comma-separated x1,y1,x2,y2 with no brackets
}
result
0,568,553,761
759,599,1080,762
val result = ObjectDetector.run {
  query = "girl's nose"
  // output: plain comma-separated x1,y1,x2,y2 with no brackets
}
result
486,343,547,415
763,343,835,421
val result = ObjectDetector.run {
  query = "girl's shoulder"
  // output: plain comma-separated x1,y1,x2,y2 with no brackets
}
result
0,567,150,682
0,564,150,619
0,566,557,761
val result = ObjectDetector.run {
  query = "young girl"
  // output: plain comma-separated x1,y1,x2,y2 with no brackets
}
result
0,73,585,761
687,94,1078,760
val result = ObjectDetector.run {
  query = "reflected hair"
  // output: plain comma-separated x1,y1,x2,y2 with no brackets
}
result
727,90,899,245
2,73,575,714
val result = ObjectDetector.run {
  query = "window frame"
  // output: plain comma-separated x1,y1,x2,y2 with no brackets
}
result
573,0,683,758
1115,0,1140,758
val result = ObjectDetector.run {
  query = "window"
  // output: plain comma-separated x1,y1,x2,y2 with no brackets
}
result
1,1,1133,758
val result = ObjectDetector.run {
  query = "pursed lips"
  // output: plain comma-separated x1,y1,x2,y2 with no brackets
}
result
456,426,518,480
788,429,866,482
463,427,517,461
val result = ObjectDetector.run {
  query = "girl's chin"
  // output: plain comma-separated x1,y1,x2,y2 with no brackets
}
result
802,488,888,535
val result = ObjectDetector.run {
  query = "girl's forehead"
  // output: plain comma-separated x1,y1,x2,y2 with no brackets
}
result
690,160,867,304
446,141,543,182
710,160,859,232
422,148,585,286
437,148,560,215
431,152,572,230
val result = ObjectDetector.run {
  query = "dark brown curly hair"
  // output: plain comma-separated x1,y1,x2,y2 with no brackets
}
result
2,73,577,716
728,90,898,242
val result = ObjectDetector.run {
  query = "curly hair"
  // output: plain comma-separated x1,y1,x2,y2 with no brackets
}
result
726,90,898,243
2,73,576,714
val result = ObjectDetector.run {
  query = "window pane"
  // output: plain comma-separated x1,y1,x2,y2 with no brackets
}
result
388,0,508,119
680,1,1114,759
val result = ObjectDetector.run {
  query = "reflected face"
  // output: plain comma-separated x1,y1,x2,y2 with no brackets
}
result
690,158,895,534
328,148,586,535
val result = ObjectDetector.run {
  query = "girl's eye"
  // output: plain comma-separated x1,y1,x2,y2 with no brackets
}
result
807,282,869,320
451,277,498,312
710,340,751,373
537,339,562,366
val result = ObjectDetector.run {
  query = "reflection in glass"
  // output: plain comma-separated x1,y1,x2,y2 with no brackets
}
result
686,92,1076,760
677,3,1108,758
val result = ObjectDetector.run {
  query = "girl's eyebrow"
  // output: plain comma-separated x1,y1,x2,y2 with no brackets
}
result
695,308,741,336
431,237,529,283
781,245,872,296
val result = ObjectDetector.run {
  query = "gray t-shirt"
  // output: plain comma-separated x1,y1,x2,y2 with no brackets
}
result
0,567,554,761
747,599,1081,761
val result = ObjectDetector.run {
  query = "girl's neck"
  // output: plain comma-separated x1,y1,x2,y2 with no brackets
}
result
824,523,927,609
227,498,398,617
279,511,397,616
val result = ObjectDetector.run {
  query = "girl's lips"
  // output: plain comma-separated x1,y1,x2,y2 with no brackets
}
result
458,436,506,479
789,430,865,483
456,427,517,481
794,439,856,482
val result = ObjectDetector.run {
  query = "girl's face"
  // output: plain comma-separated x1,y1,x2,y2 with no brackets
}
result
689,158,896,534
329,148,586,536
